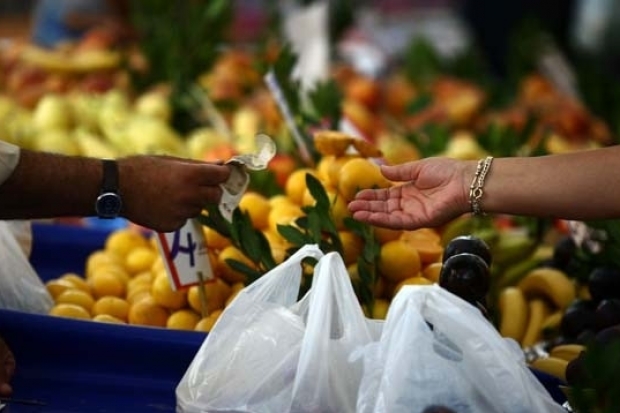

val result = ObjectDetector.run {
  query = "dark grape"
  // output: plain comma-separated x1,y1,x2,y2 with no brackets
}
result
439,253,490,305
588,266,620,303
560,299,597,339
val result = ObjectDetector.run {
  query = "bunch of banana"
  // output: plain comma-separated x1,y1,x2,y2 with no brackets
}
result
528,344,586,382
497,267,577,348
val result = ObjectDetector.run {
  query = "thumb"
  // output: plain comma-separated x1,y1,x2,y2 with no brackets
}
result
380,162,421,182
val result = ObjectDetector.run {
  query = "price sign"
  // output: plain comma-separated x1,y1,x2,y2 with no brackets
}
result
155,218,214,290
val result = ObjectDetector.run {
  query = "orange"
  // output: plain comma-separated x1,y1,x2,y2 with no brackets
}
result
88,270,126,299
204,226,231,251
92,296,130,321
49,303,90,320
151,272,187,310
93,314,126,324
194,316,217,333
285,168,317,205
125,246,158,275
378,239,422,283
400,229,443,264
216,245,254,284
339,230,363,266
422,262,443,283
59,273,91,294
55,289,95,314
166,309,201,331
128,296,169,327
267,202,304,234
105,228,148,258
188,278,232,316
393,275,433,296
338,157,391,202
373,226,403,244
239,191,271,229
45,279,77,299
371,299,390,320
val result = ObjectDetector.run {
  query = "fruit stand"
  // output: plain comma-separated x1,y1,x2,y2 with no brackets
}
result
2,1,620,412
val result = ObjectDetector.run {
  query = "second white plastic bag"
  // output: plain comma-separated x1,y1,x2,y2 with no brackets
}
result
176,244,380,413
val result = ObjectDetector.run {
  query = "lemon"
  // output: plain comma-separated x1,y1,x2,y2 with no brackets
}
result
55,289,95,314
93,314,126,324
194,316,217,333
151,272,187,310
188,279,232,316
105,228,148,258
125,246,158,275
239,191,271,229
92,296,130,322
59,273,91,294
285,168,317,205
49,303,91,320
45,279,77,299
128,296,169,327
166,309,201,331
88,270,126,299
216,245,254,284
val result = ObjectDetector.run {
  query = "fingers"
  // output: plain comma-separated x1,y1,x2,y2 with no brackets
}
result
193,163,232,186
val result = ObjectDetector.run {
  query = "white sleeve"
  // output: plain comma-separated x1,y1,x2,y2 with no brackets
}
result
0,140,20,186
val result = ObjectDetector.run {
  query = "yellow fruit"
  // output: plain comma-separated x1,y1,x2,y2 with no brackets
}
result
85,250,122,278
128,296,169,327
239,191,271,229
49,303,91,320
267,203,304,233
88,271,126,299
59,273,91,294
498,287,529,342
127,289,152,305
188,279,232,316
285,168,317,205
372,299,390,319
268,194,294,209
529,357,569,382
378,240,422,283
518,268,576,310
151,272,187,310
90,263,131,285
93,314,126,324
45,279,77,299
194,316,217,333
373,226,403,244
326,155,358,188
216,245,254,285
422,262,442,283
393,275,433,296
338,157,391,202
316,155,336,185
521,298,551,348
92,296,130,322
105,228,148,258
125,246,158,275
339,230,363,266
204,226,231,250
150,255,165,274
55,289,95,314
400,229,443,264
328,190,351,230
167,309,201,331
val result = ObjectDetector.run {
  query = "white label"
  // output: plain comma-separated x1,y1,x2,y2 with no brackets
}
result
155,219,213,290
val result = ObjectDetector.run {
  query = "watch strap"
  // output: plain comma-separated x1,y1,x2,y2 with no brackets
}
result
101,159,119,194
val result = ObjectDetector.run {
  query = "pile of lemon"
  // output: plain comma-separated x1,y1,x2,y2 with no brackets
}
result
46,227,241,332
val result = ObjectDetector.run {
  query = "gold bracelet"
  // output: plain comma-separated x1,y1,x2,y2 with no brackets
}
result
469,156,494,216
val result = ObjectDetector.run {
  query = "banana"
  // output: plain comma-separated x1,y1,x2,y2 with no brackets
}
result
518,267,576,310
498,286,529,342
20,45,121,73
549,344,586,362
520,298,550,348
529,356,569,382
540,310,563,338
74,128,119,159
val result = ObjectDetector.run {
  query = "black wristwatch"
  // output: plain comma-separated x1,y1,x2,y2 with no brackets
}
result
95,159,122,219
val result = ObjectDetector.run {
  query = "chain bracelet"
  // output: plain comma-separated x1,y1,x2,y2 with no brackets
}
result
468,156,494,216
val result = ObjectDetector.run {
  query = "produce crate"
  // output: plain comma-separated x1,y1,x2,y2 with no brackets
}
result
0,222,567,411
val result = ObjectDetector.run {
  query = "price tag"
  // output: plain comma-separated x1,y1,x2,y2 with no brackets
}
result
155,218,214,290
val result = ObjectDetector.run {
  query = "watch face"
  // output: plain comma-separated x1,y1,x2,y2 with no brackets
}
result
96,192,122,219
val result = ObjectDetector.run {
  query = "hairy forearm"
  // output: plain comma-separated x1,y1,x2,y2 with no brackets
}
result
0,150,101,219
480,146,620,220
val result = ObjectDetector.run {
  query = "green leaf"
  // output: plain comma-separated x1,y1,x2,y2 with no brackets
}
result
306,173,330,209
406,94,432,115
278,224,310,246
225,258,263,284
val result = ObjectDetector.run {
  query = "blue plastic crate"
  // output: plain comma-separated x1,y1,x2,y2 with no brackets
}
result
1,222,567,411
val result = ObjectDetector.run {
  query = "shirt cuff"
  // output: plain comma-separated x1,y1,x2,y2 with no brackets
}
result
0,140,21,186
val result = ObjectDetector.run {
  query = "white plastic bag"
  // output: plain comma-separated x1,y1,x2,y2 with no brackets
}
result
356,284,565,413
176,245,380,413
0,221,53,314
